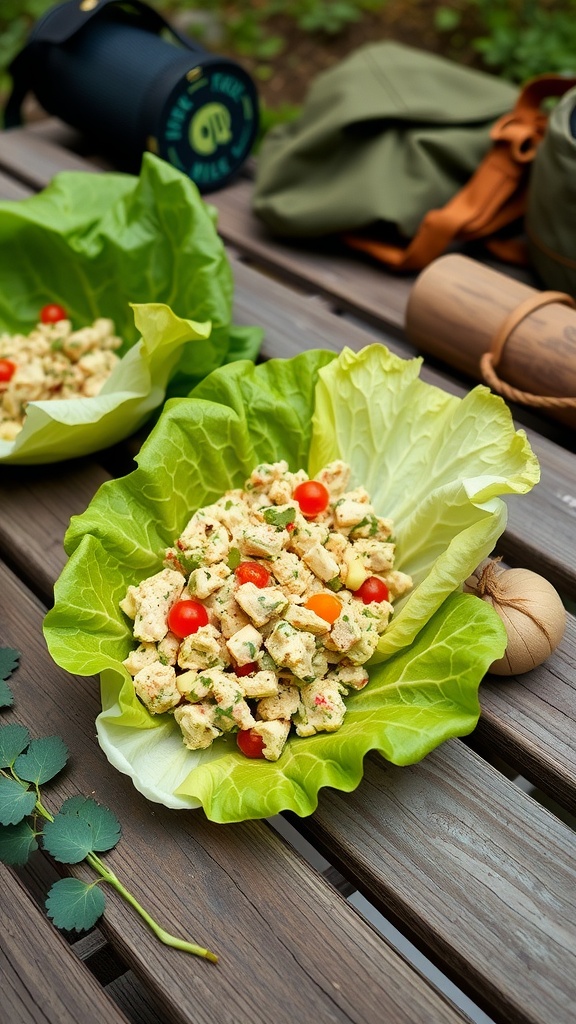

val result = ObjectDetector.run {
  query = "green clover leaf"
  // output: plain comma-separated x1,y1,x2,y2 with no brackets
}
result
0,679,14,709
46,878,106,932
0,777,36,825
14,736,68,785
0,723,30,768
0,820,38,865
0,648,20,703
60,796,121,853
42,812,94,864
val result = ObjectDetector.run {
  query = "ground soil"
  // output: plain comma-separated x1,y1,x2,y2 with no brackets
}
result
215,1,483,110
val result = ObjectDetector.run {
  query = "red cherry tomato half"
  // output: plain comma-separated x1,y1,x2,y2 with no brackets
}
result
293,480,330,518
167,599,208,638
235,661,258,677
0,359,16,383
237,728,265,759
235,561,271,588
356,576,390,604
40,303,67,324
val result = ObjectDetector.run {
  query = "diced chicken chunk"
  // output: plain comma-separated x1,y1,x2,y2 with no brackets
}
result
178,624,230,671
256,681,300,721
235,582,289,627
174,702,221,750
269,550,316,596
187,561,230,599
302,542,340,583
178,511,230,565
354,539,395,573
206,670,255,731
327,664,369,691
128,569,185,643
239,522,288,558
239,670,279,699
284,603,330,636
289,515,330,557
133,662,180,714
314,460,350,497
226,624,264,666
265,621,316,681
122,642,158,676
326,609,362,652
295,677,347,737
250,719,291,761
333,499,375,530
383,570,414,600
157,631,180,666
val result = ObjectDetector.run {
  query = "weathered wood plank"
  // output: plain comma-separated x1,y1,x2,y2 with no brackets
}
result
0,167,31,200
0,461,109,601
0,125,98,185
0,864,130,1024
1,560,466,1024
471,623,576,813
289,742,576,1024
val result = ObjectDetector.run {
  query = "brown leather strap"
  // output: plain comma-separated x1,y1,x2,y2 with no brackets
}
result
480,291,576,408
344,74,576,271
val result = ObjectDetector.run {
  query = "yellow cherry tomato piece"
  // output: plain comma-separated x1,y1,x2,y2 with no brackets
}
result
304,592,342,624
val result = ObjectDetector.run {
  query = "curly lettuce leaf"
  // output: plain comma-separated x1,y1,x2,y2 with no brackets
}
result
44,345,537,820
0,153,261,464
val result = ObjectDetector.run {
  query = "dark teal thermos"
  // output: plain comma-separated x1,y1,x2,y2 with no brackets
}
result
5,0,259,192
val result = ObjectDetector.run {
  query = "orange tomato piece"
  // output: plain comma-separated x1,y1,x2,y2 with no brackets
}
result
304,592,342,624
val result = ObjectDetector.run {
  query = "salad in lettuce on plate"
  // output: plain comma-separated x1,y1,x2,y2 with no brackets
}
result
0,152,261,465
43,345,539,822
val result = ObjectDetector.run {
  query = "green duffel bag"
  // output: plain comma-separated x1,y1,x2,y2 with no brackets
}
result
253,41,517,241
527,85,576,297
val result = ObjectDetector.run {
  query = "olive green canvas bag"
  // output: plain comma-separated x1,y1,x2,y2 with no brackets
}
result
252,43,573,272
527,85,576,297
253,42,518,243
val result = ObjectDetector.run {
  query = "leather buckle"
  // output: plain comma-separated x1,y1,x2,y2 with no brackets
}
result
490,112,545,162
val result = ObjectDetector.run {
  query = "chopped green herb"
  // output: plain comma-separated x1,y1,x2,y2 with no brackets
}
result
227,547,241,570
263,506,296,529
350,514,378,537
178,553,202,574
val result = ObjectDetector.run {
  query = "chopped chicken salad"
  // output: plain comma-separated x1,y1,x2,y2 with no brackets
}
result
120,460,412,762
0,305,122,440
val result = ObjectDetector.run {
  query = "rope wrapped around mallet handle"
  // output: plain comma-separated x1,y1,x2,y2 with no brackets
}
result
480,291,576,408
404,253,576,428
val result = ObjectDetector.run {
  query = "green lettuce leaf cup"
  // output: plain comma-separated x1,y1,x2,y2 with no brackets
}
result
44,346,539,822
0,153,261,464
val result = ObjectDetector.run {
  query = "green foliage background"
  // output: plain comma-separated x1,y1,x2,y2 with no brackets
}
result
2,1,576,129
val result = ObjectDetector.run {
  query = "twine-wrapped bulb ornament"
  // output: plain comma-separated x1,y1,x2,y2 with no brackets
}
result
464,559,566,675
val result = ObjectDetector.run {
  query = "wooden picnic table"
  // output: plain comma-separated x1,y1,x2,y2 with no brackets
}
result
0,118,575,1024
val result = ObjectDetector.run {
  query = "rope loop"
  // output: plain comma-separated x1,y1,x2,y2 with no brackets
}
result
480,291,576,408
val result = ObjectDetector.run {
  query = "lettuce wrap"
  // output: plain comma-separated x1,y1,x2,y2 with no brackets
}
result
43,345,539,821
0,153,261,464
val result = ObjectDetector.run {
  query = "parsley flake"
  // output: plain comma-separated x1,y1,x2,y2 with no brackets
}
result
263,506,296,530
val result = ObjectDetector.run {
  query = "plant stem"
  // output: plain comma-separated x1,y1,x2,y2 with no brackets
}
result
9,770,218,962
86,851,218,962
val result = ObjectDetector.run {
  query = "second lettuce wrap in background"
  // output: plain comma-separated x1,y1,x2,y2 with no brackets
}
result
0,153,261,464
